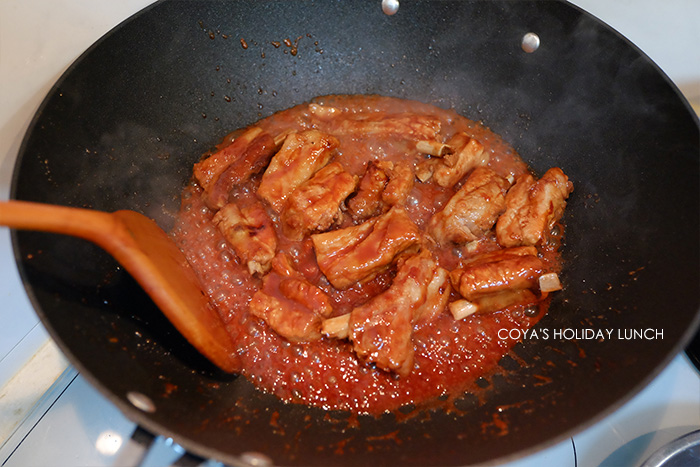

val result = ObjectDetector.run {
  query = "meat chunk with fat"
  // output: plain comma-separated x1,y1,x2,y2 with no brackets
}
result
450,246,546,301
382,162,415,206
347,161,389,220
193,127,278,209
346,251,450,377
335,114,441,142
350,294,414,377
496,167,574,247
311,207,422,290
257,130,339,212
428,167,510,245
212,198,277,275
400,250,451,327
249,254,333,342
308,104,442,143
280,162,357,241
417,133,489,187
347,161,414,221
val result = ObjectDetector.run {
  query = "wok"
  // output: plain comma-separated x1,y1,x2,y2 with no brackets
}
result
9,1,699,465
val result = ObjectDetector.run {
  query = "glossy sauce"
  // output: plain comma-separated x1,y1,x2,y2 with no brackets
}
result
172,95,559,415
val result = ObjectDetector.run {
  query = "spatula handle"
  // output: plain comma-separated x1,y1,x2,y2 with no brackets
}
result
0,200,115,243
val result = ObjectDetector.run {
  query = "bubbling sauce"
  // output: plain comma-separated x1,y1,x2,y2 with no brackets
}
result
171,95,570,415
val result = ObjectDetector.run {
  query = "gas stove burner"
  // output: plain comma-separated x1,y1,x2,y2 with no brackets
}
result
640,429,700,467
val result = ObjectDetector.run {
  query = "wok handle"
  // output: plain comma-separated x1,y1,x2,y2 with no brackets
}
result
0,200,117,245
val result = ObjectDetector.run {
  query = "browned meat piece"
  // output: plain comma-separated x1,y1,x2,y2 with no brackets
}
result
439,133,471,165
278,278,333,317
347,161,414,221
433,136,489,187
193,127,278,209
311,207,422,290
463,245,538,265
496,167,574,247
347,161,389,220
401,251,451,326
194,127,262,189
382,162,414,206
416,133,489,188
249,291,322,342
212,199,277,275
455,246,542,316
249,265,333,342
464,288,539,317
280,162,357,241
450,247,546,301
269,250,297,277
427,167,510,245
257,130,339,212
332,113,441,142
321,251,450,337
308,100,441,143
350,294,414,377
347,251,450,377
309,100,441,146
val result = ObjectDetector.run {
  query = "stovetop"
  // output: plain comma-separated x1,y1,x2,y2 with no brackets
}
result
1,1,698,466
1,355,698,466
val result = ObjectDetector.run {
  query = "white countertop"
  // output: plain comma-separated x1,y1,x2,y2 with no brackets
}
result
0,0,157,441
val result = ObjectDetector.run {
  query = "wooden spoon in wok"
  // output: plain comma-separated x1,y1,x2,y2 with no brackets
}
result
0,200,238,373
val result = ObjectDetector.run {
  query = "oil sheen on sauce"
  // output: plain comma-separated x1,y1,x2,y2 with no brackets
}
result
171,95,560,415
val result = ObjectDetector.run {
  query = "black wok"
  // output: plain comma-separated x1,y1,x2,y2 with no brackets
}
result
10,1,699,465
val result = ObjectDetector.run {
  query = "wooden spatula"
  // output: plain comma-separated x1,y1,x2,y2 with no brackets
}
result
0,200,238,373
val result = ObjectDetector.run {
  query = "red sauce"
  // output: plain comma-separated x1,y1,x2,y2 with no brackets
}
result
171,95,561,415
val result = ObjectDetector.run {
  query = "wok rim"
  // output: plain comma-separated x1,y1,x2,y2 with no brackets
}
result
9,0,700,465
